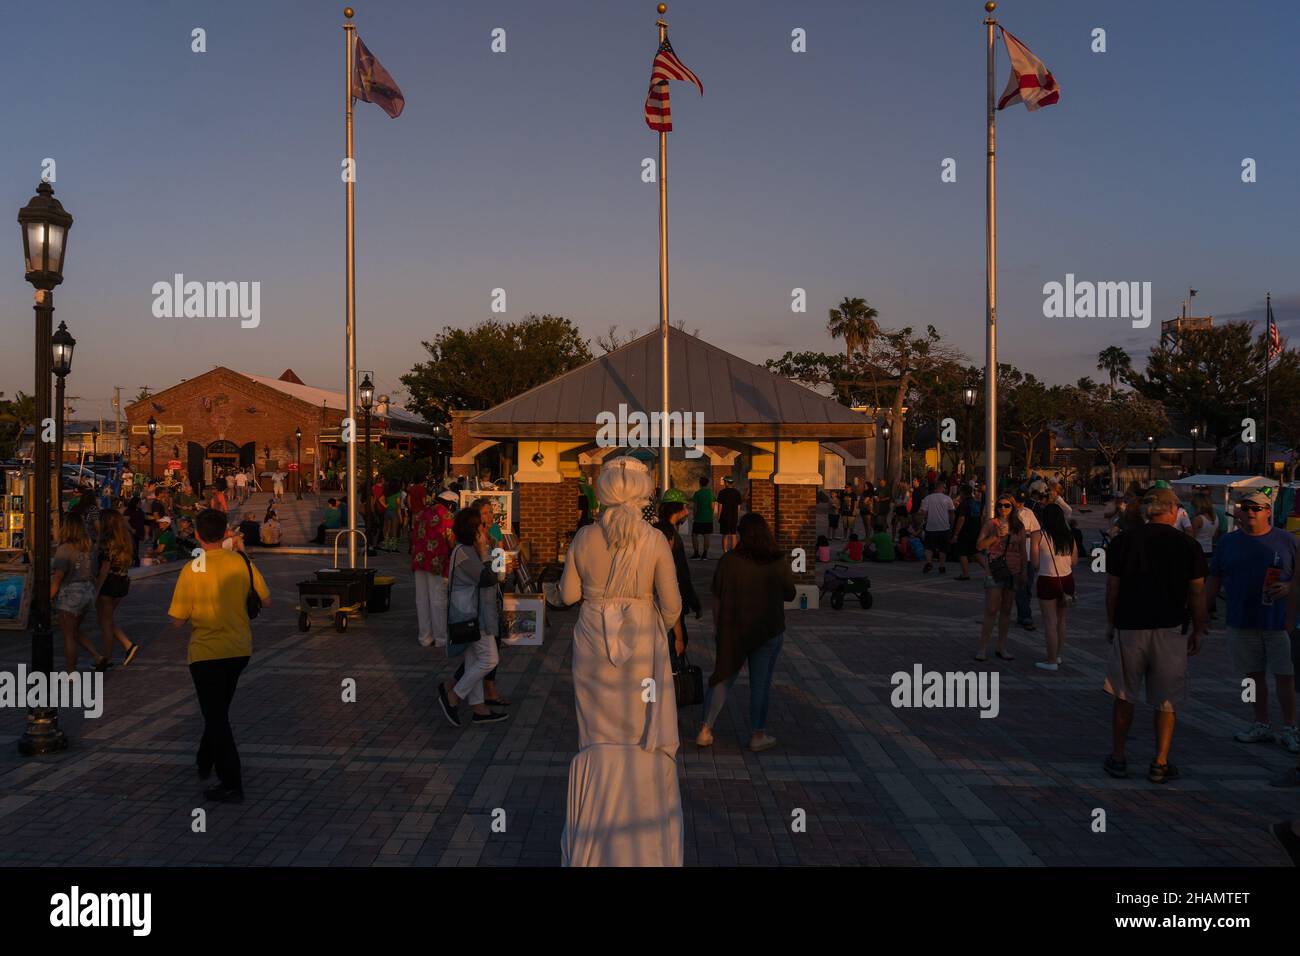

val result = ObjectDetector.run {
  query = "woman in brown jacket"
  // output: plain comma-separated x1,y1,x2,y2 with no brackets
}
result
697,513,796,752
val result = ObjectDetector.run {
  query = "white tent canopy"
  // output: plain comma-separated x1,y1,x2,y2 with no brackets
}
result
1171,474,1279,532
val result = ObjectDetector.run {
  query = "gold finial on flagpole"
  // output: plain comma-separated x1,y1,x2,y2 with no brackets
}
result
658,4,667,14
985,2,995,11
344,7,354,18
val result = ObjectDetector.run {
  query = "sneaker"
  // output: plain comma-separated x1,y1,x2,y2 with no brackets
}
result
695,725,714,747
1034,661,1059,672
922,562,932,574
1234,721,1274,744
1103,755,1128,778
1148,761,1180,784
750,732,778,752
1269,767,1300,788
437,684,461,728
471,711,509,725
1270,821,1300,866
1278,726,1300,754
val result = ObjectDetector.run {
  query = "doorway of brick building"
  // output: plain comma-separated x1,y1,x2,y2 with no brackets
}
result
206,440,241,489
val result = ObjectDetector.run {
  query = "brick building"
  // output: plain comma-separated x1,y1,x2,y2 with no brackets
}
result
456,328,872,583
124,367,439,491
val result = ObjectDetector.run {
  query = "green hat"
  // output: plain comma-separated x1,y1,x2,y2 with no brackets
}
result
661,488,689,504
1152,480,1171,490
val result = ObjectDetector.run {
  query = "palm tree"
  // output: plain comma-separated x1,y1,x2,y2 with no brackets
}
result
826,297,880,401
0,391,36,459
1096,346,1132,390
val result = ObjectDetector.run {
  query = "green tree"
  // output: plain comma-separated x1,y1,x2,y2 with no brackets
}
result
1071,386,1169,495
1096,346,1133,390
1002,375,1069,470
826,297,880,403
401,314,594,423
0,391,37,459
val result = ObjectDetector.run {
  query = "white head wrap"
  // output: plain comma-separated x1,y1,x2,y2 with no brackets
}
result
596,456,654,551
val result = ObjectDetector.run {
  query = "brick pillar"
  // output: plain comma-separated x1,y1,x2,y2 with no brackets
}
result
749,477,774,525
775,484,818,585
517,477,579,566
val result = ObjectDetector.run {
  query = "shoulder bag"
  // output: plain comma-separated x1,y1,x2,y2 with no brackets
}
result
237,552,262,619
446,545,483,646
988,532,1013,585
1047,541,1077,608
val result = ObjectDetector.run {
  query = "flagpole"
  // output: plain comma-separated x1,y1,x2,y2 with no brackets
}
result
344,6,358,568
657,4,671,496
984,1,998,500
1264,291,1272,480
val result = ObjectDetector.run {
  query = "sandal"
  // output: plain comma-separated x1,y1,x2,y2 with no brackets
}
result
995,650,1015,661
974,653,989,662
484,698,511,707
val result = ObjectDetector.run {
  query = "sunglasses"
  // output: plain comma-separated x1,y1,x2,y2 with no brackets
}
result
996,503,1013,509
1239,503,1269,513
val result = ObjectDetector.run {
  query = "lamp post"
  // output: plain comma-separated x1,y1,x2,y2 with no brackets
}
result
52,322,76,539
880,421,892,488
359,373,374,490
17,180,72,756
90,424,98,464
962,385,978,476
146,415,157,482
1147,435,1155,484
295,427,303,500
1190,424,1199,475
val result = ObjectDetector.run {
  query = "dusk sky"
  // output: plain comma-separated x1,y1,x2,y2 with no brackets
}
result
4,0,1296,423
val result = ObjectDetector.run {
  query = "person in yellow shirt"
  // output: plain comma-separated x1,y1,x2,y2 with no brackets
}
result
166,509,271,803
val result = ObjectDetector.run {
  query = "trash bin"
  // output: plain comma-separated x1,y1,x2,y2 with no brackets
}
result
368,575,395,613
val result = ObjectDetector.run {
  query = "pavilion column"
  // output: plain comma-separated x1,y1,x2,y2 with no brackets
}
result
513,440,583,567
747,449,775,525
773,440,821,586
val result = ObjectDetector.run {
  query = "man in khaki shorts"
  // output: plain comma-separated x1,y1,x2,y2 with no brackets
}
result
1206,490,1299,754
1103,487,1207,783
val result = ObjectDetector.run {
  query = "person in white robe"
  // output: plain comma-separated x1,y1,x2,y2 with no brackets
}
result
559,456,684,867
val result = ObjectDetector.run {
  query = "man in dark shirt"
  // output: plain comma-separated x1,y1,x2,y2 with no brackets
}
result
1103,487,1207,784
716,477,743,553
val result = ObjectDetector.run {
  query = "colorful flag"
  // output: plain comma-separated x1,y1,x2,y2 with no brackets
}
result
1267,298,1282,360
996,29,1060,112
353,36,404,118
645,36,702,132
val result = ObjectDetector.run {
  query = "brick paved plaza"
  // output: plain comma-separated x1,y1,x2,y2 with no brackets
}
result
1,501,1296,867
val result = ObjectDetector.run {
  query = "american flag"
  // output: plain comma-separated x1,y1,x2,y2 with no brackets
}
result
645,36,702,133
1267,297,1282,360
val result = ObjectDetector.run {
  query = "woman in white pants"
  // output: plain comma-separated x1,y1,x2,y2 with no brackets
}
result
412,491,457,647
437,507,508,727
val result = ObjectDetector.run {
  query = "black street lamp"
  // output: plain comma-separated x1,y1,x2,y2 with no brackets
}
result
962,385,978,476
146,415,157,483
295,427,303,500
51,321,75,481
16,180,72,757
90,424,98,463
359,373,374,488
1147,434,1155,484
880,421,892,487
1190,424,1200,475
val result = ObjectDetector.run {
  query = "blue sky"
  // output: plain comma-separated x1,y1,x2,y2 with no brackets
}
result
3,0,1296,421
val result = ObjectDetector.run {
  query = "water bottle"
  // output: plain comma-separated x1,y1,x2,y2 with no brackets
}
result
1262,552,1283,606
799,592,808,610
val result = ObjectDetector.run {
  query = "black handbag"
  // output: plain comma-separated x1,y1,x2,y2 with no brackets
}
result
673,651,705,709
988,534,1013,585
237,552,262,620
446,545,482,645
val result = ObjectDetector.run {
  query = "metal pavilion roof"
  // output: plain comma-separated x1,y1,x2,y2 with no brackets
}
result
468,327,871,441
